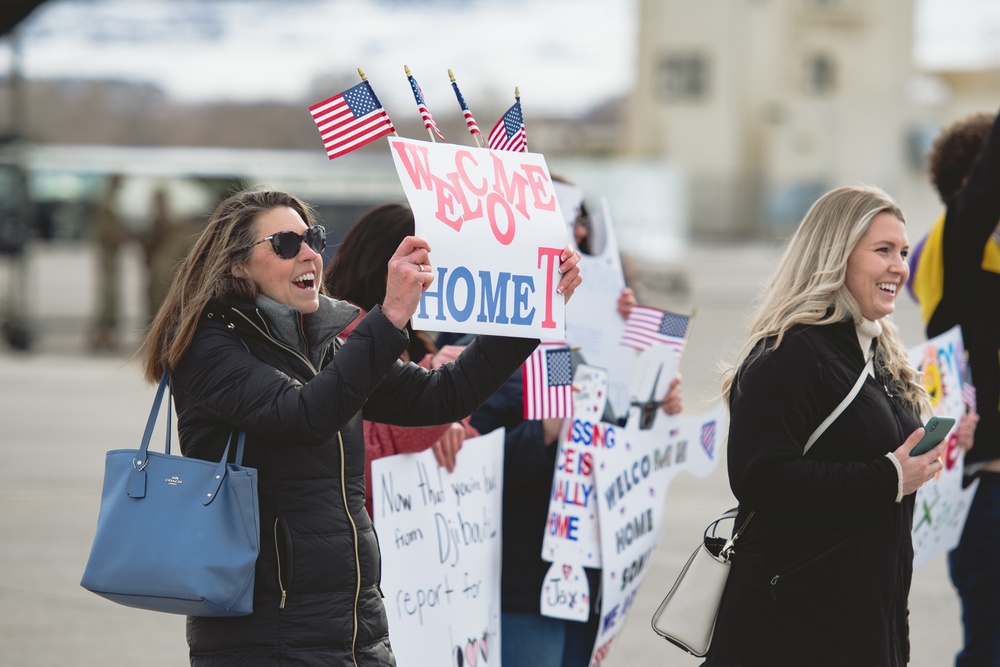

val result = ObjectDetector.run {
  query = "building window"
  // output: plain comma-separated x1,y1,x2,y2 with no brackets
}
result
656,54,709,102
804,54,836,94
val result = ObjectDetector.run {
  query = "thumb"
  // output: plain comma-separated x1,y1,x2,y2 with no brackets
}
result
898,427,926,457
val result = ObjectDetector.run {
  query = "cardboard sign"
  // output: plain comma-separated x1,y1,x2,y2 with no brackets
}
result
589,404,728,666
373,430,505,667
909,326,979,568
390,138,569,339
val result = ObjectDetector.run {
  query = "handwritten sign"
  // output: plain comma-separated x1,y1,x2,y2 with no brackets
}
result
390,138,569,339
589,403,728,666
539,560,590,622
541,365,613,568
373,430,504,667
909,326,979,568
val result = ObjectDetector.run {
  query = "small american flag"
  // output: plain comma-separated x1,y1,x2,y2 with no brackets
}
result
700,421,717,459
309,81,395,160
488,98,527,152
523,343,573,420
961,363,977,413
619,306,690,353
450,76,481,137
407,71,445,141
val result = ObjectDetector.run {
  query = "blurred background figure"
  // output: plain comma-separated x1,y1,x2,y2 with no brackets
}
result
140,187,199,321
90,172,124,351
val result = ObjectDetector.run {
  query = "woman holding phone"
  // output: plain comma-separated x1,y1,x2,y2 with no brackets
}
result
704,186,945,666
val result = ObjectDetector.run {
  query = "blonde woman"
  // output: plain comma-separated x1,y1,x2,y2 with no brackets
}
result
704,186,944,666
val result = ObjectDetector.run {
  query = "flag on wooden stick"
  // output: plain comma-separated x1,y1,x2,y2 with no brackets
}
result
488,92,527,152
405,66,445,141
309,79,395,160
619,306,690,354
523,343,574,420
449,69,482,139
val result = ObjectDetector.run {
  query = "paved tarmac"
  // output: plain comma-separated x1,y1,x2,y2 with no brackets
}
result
0,242,962,666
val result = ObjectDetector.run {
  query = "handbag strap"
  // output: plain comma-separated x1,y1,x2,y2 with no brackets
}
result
803,352,874,455
131,369,247,504
134,369,171,469
723,352,874,553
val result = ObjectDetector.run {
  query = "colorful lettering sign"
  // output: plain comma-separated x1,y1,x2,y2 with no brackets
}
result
909,326,979,568
390,138,569,339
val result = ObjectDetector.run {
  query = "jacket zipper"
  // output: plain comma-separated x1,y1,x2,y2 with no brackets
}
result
229,308,319,375
229,305,361,659
769,538,847,601
338,431,362,667
273,518,287,609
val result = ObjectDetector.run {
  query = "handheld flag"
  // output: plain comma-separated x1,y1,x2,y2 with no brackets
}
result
619,306,690,354
523,343,574,420
405,66,445,142
449,69,482,139
309,79,395,160
488,92,527,152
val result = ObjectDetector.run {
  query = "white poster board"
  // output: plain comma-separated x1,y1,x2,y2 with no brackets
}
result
373,430,505,667
390,137,569,340
590,403,728,665
909,326,979,568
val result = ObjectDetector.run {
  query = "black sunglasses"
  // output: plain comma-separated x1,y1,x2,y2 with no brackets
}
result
244,225,327,259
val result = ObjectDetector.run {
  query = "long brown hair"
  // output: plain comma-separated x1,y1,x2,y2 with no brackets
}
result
136,189,320,383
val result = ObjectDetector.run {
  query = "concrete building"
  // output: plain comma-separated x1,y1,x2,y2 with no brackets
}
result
624,0,999,240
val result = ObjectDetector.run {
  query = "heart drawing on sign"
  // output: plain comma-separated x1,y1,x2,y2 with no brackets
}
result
562,564,572,580
480,631,490,661
465,639,480,667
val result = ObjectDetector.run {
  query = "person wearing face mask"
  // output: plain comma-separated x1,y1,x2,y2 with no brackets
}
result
135,189,582,667
703,185,944,667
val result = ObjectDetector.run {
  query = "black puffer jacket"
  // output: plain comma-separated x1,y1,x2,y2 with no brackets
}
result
171,295,537,666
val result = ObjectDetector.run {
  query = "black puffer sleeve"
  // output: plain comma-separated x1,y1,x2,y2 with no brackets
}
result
173,304,408,443
361,334,539,426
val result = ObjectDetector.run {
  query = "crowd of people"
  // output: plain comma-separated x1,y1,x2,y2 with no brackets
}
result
121,101,999,666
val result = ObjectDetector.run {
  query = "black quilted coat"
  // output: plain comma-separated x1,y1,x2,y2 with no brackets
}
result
171,295,537,666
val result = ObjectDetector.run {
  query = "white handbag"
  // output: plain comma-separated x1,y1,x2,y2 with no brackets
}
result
650,508,750,656
651,354,873,657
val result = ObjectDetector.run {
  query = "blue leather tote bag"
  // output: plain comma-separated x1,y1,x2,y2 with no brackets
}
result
81,370,260,616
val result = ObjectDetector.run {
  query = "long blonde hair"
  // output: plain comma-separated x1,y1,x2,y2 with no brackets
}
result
721,185,928,413
136,189,323,384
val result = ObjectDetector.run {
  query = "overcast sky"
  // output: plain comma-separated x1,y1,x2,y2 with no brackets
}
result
2,0,638,119
1,0,997,121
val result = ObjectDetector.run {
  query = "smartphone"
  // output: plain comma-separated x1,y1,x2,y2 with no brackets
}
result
910,416,957,456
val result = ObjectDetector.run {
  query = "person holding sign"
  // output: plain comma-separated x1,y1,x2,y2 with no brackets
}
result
136,189,582,667
460,340,681,667
705,186,946,666
325,203,479,516
920,104,1000,667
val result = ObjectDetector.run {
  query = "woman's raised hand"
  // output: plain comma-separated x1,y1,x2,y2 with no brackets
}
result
383,236,435,330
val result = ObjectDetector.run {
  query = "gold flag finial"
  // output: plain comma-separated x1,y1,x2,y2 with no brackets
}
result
448,69,456,82
515,86,520,99
404,65,412,77
357,68,367,81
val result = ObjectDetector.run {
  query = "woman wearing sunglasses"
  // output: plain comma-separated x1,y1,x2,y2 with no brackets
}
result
136,189,582,667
